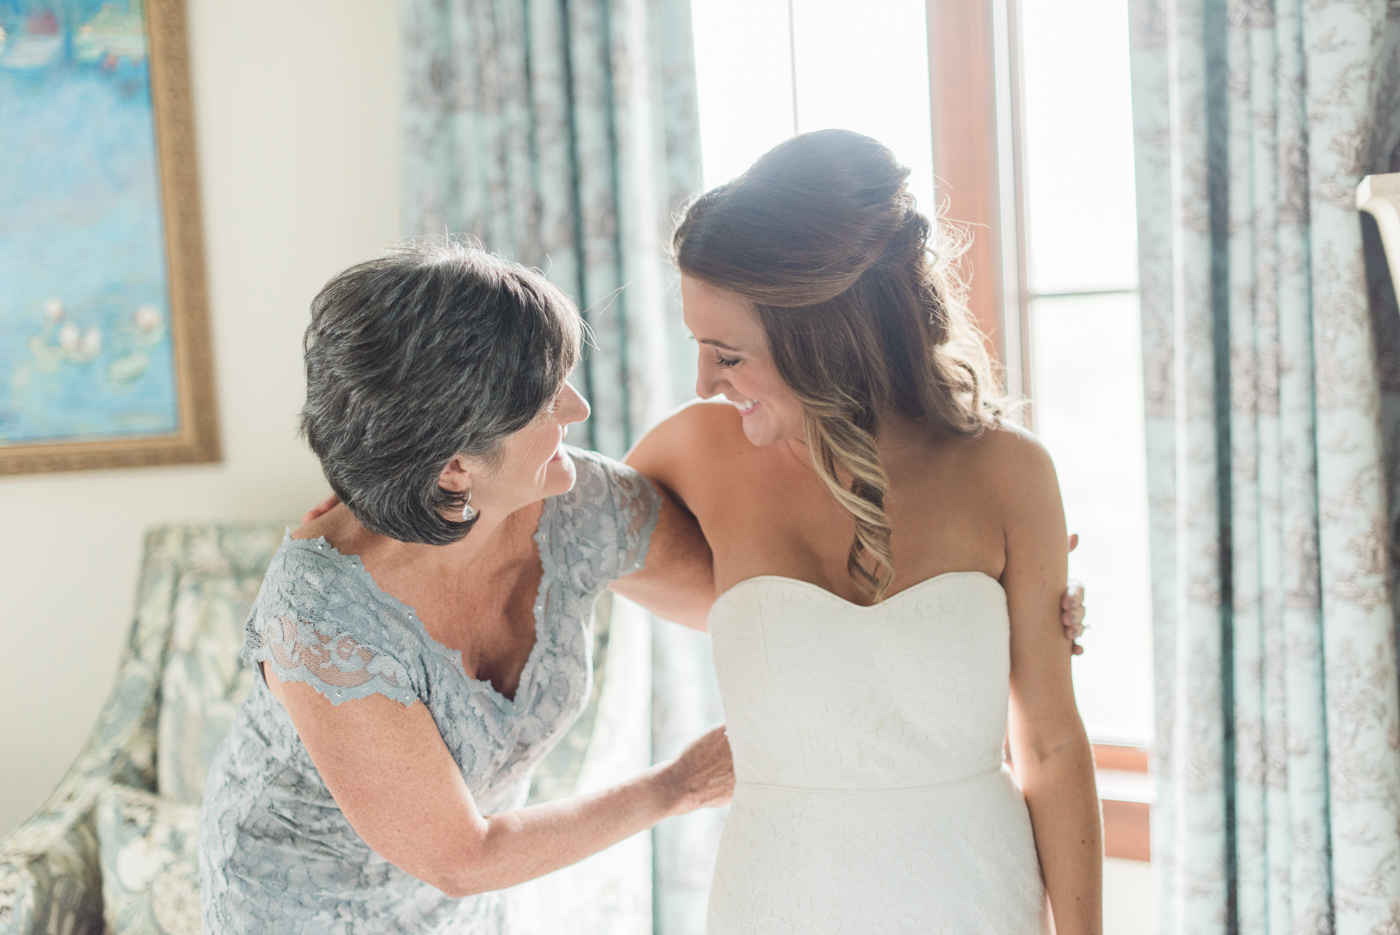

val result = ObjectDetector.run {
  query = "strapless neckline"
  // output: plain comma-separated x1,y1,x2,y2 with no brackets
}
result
710,569,1004,616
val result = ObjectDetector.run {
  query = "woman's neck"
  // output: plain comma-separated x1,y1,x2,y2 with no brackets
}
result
300,498,542,578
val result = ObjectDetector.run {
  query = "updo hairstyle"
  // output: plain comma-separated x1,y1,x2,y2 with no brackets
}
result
672,130,1002,600
300,240,581,545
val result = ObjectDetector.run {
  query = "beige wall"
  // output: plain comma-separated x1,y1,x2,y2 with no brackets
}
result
0,0,401,837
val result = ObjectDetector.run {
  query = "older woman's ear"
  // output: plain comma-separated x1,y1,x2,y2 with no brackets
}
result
438,455,474,493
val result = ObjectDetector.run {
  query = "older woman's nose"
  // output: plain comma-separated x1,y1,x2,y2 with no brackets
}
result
559,383,590,426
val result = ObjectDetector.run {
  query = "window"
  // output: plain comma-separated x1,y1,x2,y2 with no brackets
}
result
691,0,934,207
1016,0,1152,750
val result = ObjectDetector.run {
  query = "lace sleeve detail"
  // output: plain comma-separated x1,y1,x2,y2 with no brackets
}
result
244,614,419,706
240,541,422,707
547,448,663,594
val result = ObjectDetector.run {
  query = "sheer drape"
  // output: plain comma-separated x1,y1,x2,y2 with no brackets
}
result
1128,1,1400,931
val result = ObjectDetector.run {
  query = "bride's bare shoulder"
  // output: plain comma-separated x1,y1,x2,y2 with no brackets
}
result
626,399,746,478
960,419,1061,511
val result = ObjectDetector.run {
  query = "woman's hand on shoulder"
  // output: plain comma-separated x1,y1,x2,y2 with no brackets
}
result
302,493,340,525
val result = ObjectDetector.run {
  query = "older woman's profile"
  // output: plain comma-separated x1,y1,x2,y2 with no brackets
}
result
198,243,732,933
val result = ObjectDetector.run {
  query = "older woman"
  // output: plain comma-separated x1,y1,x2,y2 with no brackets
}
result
198,242,731,933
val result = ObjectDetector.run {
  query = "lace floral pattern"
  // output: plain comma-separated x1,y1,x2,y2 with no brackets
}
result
199,448,660,935
706,574,1048,934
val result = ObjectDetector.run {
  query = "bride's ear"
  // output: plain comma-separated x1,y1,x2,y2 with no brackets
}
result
438,454,474,493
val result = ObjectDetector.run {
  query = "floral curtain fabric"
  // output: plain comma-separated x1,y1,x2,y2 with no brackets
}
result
1128,0,1400,932
401,1,713,930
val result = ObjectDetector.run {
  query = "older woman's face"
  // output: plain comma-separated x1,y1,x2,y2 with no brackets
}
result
478,382,591,511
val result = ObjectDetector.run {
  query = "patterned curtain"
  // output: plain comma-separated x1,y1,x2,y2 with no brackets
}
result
401,1,716,931
1129,1,1400,932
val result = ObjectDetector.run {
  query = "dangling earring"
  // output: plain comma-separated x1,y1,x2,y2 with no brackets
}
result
461,490,477,522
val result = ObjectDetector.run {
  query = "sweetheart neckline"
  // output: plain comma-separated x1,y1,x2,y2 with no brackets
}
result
710,570,1005,616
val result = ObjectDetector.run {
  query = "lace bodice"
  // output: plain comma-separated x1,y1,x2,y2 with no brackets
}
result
199,448,660,935
706,572,1048,933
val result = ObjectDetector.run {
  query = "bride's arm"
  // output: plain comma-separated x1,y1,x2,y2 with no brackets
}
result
994,427,1102,935
610,404,724,630
607,484,715,631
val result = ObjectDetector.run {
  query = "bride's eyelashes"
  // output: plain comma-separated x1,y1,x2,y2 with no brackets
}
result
714,352,741,369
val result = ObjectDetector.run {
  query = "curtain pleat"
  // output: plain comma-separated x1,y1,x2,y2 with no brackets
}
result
1130,0,1400,932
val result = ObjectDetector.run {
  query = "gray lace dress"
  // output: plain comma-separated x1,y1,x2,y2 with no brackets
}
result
198,448,661,934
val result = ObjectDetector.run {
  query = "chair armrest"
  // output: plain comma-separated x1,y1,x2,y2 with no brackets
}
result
0,783,104,935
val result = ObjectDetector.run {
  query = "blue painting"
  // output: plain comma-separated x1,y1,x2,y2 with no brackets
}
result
0,0,180,446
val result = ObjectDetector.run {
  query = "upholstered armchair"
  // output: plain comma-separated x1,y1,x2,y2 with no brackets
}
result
0,523,648,935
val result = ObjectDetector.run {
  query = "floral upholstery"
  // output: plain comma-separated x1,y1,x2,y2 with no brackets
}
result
95,785,202,935
0,523,613,935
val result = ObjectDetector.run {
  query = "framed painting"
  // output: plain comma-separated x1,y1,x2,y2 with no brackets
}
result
0,0,218,475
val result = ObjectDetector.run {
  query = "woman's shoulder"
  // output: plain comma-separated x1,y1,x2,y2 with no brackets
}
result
648,399,745,444
246,536,425,706
559,445,654,503
957,419,1060,509
546,446,663,586
553,445,662,528
626,400,748,482
255,535,418,638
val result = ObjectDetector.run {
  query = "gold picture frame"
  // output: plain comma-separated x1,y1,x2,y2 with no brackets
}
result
0,0,219,475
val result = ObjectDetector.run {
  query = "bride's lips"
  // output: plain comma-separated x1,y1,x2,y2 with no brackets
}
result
729,397,760,416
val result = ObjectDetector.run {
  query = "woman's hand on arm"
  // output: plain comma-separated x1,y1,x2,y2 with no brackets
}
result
264,666,733,898
996,431,1102,935
1064,534,1087,655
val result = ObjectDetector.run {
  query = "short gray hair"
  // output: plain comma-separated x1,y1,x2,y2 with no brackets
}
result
301,240,581,544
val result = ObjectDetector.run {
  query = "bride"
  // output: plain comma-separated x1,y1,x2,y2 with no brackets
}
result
627,130,1101,933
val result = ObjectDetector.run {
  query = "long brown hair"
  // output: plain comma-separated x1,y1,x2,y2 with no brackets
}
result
672,130,1002,600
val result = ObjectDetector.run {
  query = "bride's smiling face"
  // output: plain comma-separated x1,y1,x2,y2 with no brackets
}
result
683,274,805,447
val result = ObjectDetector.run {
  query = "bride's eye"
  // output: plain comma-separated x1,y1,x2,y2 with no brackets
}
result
715,353,741,369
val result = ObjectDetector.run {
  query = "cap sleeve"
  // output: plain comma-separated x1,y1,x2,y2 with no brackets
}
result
241,540,423,707
546,448,663,595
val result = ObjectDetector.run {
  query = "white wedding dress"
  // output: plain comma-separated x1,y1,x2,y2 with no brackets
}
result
706,572,1049,934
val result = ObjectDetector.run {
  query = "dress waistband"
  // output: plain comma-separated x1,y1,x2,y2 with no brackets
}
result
734,763,1006,796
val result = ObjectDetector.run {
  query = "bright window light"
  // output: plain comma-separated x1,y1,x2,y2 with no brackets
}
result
1020,0,1139,293
692,0,934,213
1020,0,1153,745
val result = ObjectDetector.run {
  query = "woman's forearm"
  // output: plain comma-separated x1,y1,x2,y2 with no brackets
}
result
428,725,731,897
1017,735,1102,935
434,762,681,897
